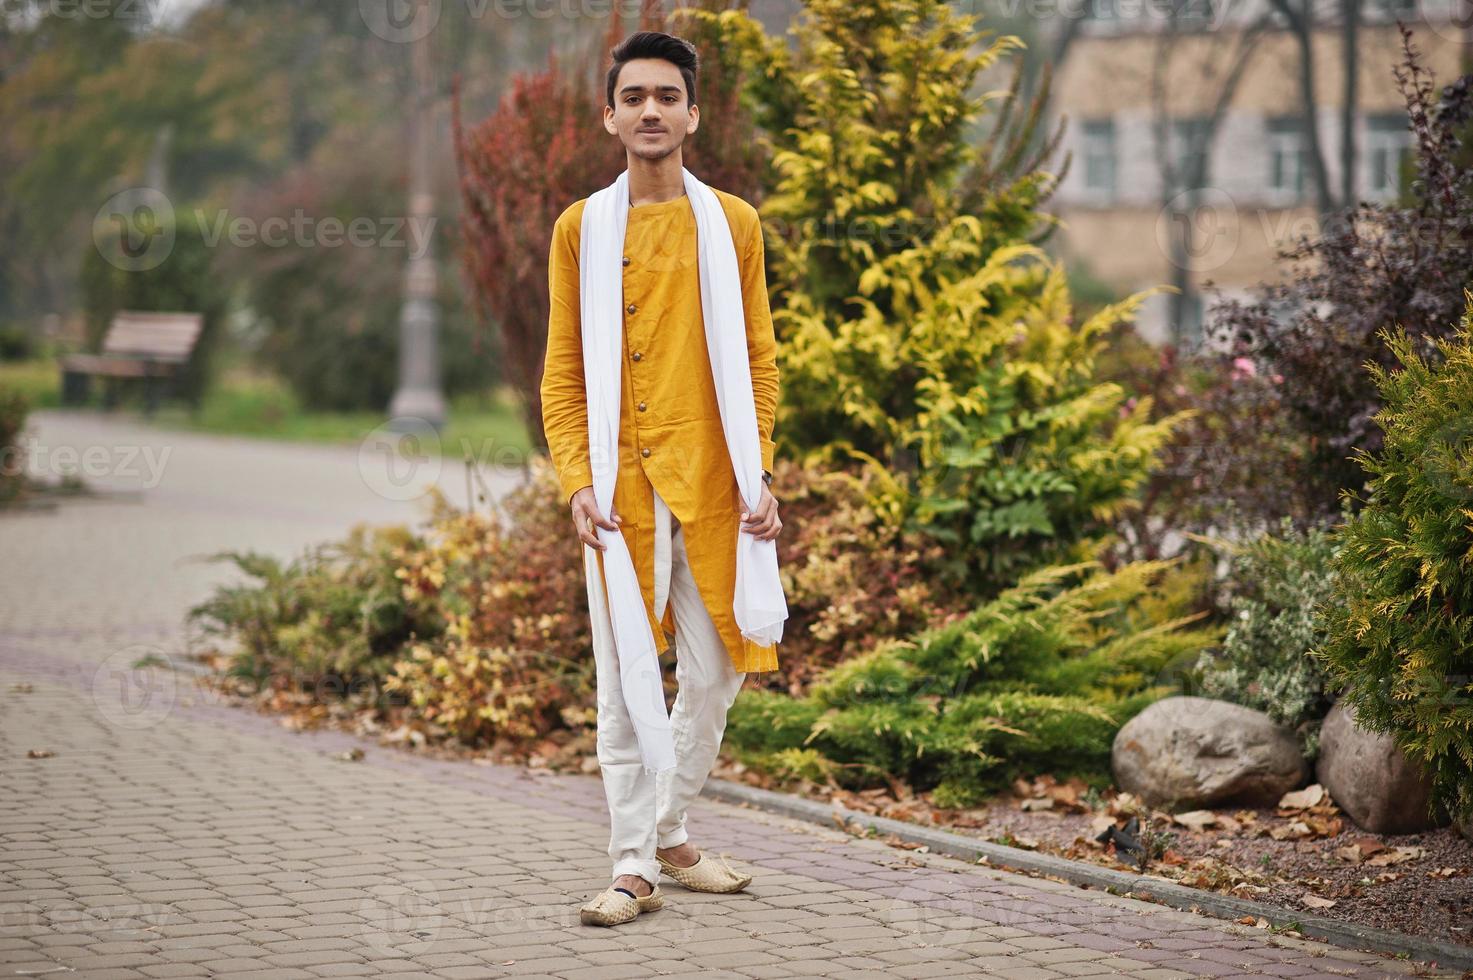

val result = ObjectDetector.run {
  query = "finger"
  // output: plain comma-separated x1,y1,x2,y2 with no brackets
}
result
740,497,771,524
573,508,609,550
748,498,776,525
578,500,618,531
574,516,604,550
742,510,776,536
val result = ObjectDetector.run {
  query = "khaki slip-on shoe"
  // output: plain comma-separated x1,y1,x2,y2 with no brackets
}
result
656,850,753,893
578,883,663,927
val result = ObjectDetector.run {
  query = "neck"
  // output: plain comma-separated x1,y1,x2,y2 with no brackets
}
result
626,152,685,207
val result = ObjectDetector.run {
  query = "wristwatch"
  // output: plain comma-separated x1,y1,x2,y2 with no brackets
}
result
761,469,773,486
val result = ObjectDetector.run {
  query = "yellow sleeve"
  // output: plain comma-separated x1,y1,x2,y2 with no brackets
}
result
540,206,594,505
739,212,779,474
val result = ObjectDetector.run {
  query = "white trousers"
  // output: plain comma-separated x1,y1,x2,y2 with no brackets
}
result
586,485,746,887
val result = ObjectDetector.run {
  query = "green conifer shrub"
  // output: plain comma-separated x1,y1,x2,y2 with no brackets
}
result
727,557,1221,806
1314,293,1473,824
700,0,1187,595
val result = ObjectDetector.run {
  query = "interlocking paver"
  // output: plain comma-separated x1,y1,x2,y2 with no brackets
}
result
1,411,1459,979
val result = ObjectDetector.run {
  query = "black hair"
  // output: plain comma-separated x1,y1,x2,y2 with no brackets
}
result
605,30,698,110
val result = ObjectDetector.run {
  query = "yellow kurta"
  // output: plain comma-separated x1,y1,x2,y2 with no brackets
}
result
540,186,781,674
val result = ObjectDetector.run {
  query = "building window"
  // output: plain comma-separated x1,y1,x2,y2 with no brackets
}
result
1366,112,1412,200
1266,116,1309,201
1082,119,1116,200
1169,117,1212,193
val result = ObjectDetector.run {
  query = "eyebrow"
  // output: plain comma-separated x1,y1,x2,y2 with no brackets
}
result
618,84,683,95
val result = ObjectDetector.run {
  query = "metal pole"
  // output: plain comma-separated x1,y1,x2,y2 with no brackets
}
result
388,14,447,430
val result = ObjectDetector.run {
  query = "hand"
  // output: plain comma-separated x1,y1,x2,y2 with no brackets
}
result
740,483,781,541
570,486,621,551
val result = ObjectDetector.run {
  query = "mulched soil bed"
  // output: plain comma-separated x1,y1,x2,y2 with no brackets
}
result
710,761,1473,950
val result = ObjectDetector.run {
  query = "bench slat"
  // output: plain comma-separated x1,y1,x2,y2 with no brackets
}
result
59,354,172,378
102,313,203,360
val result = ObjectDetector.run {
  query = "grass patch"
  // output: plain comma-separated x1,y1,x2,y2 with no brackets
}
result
0,356,531,458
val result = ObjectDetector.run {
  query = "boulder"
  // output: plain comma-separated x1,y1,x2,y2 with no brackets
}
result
1316,701,1447,835
1112,696,1308,809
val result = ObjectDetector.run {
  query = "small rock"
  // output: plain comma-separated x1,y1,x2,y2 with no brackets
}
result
1316,701,1447,835
1112,696,1308,809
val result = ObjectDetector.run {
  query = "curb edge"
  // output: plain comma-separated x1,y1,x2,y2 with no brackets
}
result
703,777,1473,973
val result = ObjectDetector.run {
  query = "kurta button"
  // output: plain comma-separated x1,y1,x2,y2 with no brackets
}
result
622,256,630,266
631,351,642,361
641,447,651,457
638,401,647,411
626,303,637,314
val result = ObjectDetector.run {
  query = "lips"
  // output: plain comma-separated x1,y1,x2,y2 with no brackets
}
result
638,129,664,135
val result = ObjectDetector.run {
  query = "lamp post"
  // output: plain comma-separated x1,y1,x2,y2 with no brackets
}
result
388,14,447,430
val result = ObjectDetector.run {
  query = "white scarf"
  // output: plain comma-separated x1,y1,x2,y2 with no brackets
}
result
578,165,788,775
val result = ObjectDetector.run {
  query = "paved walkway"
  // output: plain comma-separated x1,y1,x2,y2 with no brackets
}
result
0,411,1452,978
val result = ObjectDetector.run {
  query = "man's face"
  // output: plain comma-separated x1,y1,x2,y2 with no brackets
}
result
604,57,698,161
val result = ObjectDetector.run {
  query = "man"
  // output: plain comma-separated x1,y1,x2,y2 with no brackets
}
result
539,30,785,927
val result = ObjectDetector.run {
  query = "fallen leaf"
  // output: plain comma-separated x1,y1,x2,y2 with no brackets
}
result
26,748,54,758
1301,893,1337,910
1020,796,1055,812
1279,784,1326,810
1108,792,1144,817
1347,836,1386,858
1366,846,1426,867
1172,810,1218,832
1269,820,1314,840
1303,814,1343,837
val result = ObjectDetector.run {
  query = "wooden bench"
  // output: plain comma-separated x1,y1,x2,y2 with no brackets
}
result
59,311,203,414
